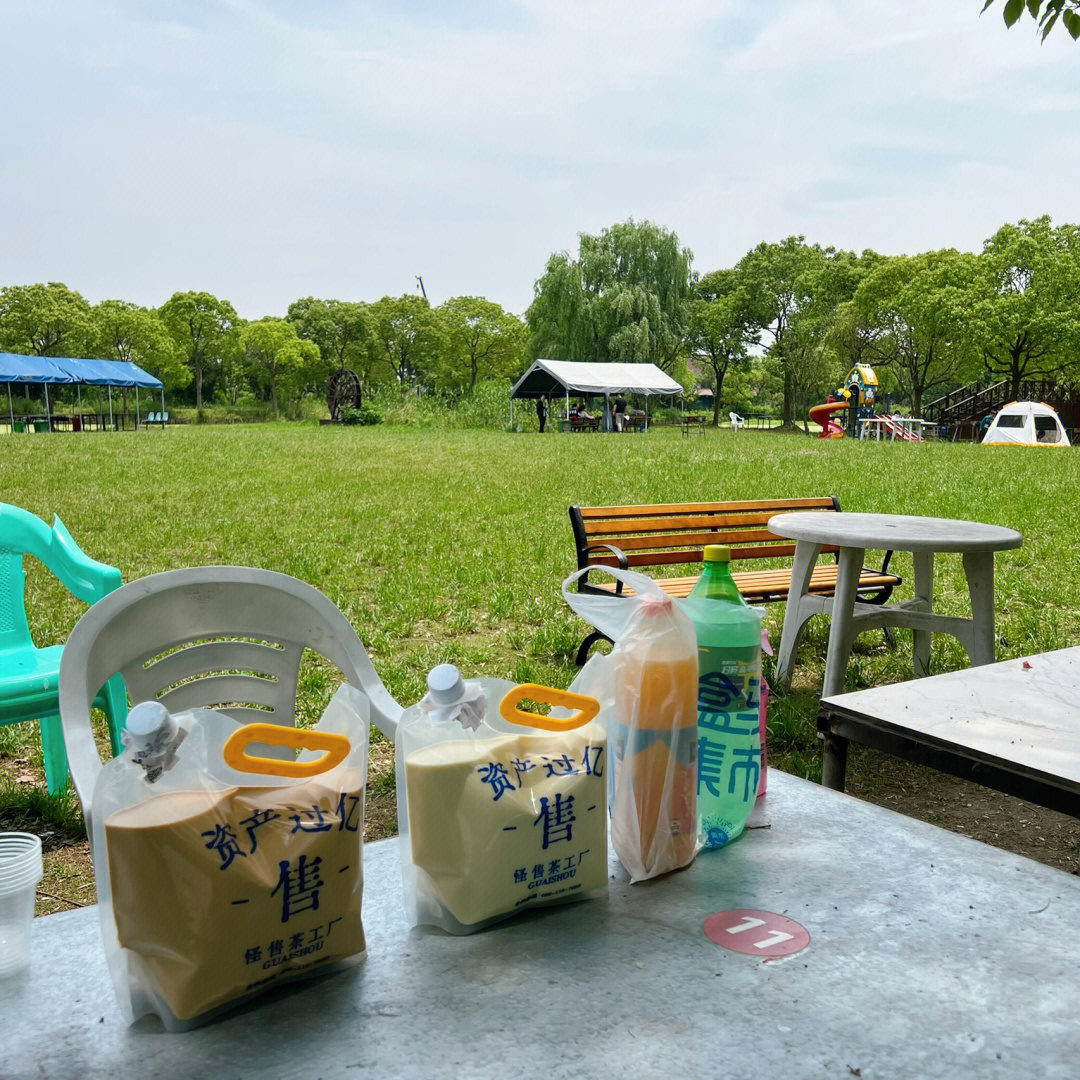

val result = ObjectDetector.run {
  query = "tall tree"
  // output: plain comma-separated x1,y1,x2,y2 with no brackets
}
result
852,250,974,416
783,249,879,427
0,282,93,356
438,296,526,391
286,298,371,374
966,217,1080,397
685,269,760,427
158,291,238,409
240,317,323,418
94,300,190,392
736,237,825,429
367,295,446,390
527,219,694,369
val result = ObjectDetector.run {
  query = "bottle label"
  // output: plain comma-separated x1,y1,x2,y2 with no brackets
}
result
696,651,761,849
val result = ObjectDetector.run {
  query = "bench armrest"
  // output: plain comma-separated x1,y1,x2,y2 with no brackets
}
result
583,543,629,594
879,549,895,575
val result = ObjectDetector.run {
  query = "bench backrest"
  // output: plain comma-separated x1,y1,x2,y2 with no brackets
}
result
570,497,841,570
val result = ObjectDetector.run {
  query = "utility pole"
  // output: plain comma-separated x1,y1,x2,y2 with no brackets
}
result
415,275,427,301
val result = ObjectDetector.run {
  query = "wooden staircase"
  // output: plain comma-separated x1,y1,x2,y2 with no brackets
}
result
924,379,1080,440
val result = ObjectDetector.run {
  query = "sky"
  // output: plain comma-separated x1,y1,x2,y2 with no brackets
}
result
2,1,1079,319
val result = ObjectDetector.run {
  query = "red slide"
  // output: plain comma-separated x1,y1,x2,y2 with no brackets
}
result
808,401,847,439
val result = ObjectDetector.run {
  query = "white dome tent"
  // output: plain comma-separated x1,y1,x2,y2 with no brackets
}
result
982,401,1070,446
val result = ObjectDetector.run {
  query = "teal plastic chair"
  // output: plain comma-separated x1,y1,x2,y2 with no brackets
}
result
0,504,128,794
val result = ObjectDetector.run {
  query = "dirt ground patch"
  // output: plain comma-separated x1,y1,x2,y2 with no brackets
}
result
846,747,1080,875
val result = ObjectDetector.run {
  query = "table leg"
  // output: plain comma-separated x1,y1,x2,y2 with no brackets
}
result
822,546,864,698
774,539,822,690
821,731,848,791
913,550,934,677
963,550,996,666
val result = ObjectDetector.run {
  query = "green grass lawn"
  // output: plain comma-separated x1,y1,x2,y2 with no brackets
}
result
3,422,1079,868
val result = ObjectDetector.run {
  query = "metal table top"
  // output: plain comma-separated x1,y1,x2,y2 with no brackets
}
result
768,511,1023,553
4,771,1080,1079
820,647,1080,813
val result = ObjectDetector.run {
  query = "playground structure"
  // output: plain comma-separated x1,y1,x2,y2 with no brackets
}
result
809,364,924,442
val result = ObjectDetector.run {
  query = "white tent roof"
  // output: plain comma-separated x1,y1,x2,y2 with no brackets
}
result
983,400,1070,446
510,359,684,399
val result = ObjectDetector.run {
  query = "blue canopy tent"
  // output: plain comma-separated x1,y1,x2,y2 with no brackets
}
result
0,353,164,432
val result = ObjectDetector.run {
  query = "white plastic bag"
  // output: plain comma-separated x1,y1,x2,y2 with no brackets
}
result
91,684,369,1030
563,568,700,881
396,677,607,934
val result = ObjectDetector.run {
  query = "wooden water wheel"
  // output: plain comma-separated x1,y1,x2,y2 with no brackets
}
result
327,368,362,422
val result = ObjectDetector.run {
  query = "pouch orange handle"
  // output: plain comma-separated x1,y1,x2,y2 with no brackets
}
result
222,723,351,778
499,684,600,732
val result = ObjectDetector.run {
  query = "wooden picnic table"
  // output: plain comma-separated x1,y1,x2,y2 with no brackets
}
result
818,646,1080,813
5,771,1080,1078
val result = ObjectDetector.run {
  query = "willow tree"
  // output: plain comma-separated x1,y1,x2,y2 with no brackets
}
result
527,220,693,370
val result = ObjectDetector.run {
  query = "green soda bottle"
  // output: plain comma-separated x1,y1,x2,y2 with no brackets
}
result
680,546,763,849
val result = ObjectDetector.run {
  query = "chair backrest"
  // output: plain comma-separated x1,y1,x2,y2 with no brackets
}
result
0,504,121,653
58,566,403,824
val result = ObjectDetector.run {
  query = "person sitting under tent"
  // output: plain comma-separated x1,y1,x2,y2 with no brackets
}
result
729,411,745,432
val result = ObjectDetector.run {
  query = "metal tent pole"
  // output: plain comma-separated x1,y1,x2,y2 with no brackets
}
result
108,386,114,431
77,384,82,429
7,384,12,433
136,387,140,430
45,383,51,430
565,388,569,421
160,387,165,425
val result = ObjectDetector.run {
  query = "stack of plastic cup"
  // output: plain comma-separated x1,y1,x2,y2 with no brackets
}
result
0,832,43,978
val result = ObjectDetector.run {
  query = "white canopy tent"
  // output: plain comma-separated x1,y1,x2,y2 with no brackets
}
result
982,401,1071,447
509,359,684,431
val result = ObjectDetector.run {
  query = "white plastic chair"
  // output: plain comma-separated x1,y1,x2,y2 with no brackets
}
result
58,566,402,829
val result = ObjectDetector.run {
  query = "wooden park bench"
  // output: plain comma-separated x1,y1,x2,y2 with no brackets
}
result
568,496,901,663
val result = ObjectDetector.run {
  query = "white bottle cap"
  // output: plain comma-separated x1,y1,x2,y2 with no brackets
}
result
126,700,173,739
427,663,465,705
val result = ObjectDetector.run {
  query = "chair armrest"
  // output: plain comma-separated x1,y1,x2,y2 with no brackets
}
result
47,516,122,604
0,505,121,606
879,549,895,575
583,543,629,595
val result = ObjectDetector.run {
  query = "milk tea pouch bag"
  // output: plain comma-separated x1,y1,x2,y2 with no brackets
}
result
91,685,369,1030
396,679,607,934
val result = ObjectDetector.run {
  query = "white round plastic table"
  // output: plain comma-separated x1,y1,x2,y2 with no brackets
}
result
768,511,1023,781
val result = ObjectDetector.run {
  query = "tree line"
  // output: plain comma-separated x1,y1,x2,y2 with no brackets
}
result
528,215,1080,426
2,214,1079,425
0,288,527,417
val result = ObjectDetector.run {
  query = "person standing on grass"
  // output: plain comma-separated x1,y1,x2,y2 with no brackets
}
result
614,392,628,432
537,394,547,433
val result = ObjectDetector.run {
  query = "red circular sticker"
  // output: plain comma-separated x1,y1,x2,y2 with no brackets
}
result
704,909,810,958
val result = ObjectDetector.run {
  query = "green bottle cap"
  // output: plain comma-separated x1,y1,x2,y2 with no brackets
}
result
703,545,731,562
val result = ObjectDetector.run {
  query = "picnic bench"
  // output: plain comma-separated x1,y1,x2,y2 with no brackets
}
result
569,497,902,663
559,415,601,433
681,413,706,436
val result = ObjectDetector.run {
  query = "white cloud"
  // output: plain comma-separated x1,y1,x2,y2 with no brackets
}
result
1,1,1079,317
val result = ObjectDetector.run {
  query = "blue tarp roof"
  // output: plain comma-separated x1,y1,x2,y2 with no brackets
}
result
0,353,163,389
